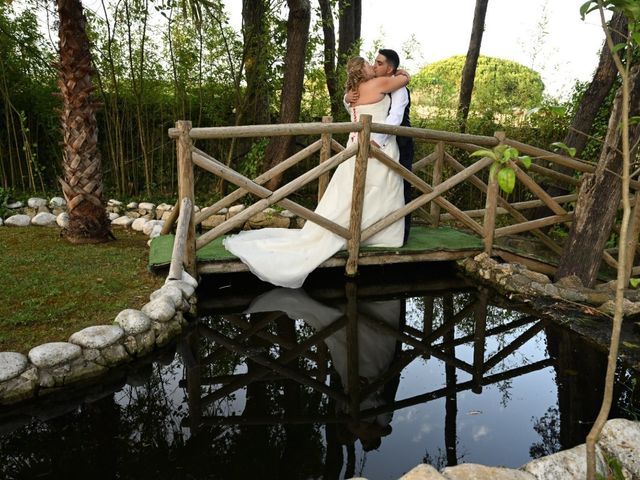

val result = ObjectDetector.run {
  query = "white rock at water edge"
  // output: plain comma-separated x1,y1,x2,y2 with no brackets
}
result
141,297,176,322
143,220,163,236
31,212,57,226
114,309,152,335
28,342,82,368
4,214,31,227
0,352,29,383
69,325,124,349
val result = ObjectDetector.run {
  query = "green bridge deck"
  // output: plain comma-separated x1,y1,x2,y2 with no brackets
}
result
148,226,492,275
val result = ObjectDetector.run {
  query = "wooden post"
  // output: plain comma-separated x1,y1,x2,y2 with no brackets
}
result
176,120,197,278
160,199,180,235
346,114,371,277
318,116,333,202
168,197,193,281
430,142,444,227
483,132,503,255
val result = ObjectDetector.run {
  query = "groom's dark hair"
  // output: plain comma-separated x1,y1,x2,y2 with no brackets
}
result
378,49,400,72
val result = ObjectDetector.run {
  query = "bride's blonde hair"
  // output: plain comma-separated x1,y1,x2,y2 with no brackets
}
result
345,56,367,94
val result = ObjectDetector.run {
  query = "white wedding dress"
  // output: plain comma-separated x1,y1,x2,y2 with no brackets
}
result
223,95,404,288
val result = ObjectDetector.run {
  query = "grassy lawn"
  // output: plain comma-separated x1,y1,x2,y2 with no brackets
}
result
0,226,165,354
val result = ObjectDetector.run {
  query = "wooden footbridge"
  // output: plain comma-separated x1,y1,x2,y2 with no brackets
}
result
152,115,624,281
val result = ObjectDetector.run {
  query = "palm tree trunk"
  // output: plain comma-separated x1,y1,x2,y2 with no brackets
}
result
57,0,112,243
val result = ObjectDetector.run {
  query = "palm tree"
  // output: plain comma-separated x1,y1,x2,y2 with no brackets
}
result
57,0,113,244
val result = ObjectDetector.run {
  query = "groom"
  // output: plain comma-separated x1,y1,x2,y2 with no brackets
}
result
347,49,414,244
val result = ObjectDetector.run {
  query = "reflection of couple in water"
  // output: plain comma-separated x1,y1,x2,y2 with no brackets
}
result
247,287,405,452
224,49,412,289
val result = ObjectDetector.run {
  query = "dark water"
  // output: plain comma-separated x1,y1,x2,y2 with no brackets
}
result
0,264,638,480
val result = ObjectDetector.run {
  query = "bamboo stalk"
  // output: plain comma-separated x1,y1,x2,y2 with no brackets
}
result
168,197,193,281
346,114,371,276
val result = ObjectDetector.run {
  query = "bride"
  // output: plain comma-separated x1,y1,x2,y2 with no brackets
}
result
223,57,409,288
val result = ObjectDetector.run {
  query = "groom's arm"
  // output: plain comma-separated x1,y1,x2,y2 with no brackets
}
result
371,87,409,148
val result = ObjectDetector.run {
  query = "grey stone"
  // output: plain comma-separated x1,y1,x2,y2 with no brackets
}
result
111,216,135,227
245,211,290,229
131,217,148,232
57,212,69,228
280,209,296,218
201,214,225,230
227,204,245,216
69,325,124,349
27,197,47,209
100,344,130,366
143,220,163,235
599,418,640,477
0,367,38,405
114,309,152,335
38,370,55,388
4,214,31,227
596,280,617,292
138,202,155,210
151,285,184,307
164,279,196,299
7,201,23,209
399,464,446,479
522,270,551,284
154,319,184,347
107,199,123,207
31,212,58,226
555,274,584,289
542,283,560,297
82,348,101,363
557,287,588,303
442,464,535,480
179,270,198,289
126,202,138,209
60,361,107,385
49,197,66,208
37,205,51,214
28,342,82,368
521,444,606,479
108,212,120,221
126,211,141,219
142,297,176,322
598,298,640,317
149,224,162,239
0,352,29,382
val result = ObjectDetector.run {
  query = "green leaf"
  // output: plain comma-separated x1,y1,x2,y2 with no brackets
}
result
551,141,576,157
519,155,532,169
497,167,516,194
579,0,598,18
630,277,640,288
612,42,626,54
471,149,497,160
629,116,640,126
632,32,640,46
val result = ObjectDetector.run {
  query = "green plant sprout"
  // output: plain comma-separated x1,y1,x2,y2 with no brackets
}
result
470,145,532,194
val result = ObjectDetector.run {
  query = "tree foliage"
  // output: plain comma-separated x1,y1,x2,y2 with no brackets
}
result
411,55,545,117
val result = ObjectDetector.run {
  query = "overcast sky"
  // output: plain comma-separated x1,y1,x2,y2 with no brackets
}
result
225,0,609,99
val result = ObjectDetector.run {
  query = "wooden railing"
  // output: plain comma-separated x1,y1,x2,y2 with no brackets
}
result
164,116,638,279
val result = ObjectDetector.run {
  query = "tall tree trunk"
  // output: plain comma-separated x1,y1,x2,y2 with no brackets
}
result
240,0,271,127
318,0,340,119
457,0,489,133
555,64,640,286
57,0,113,244
320,0,361,121
263,0,311,191
530,11,628,221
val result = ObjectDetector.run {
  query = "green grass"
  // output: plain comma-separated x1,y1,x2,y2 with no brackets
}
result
0,227,164,354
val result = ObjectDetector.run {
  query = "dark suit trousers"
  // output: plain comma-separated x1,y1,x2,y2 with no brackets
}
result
398,139,414,244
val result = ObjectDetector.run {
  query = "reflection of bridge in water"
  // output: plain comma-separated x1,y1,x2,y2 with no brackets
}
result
177,271,622,473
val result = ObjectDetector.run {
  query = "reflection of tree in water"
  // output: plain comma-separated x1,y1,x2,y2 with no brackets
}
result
529,405,561,459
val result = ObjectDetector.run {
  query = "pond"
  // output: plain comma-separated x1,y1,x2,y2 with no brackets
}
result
0,263,638,480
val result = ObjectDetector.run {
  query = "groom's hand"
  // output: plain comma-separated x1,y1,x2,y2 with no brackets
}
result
346,90,359,105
